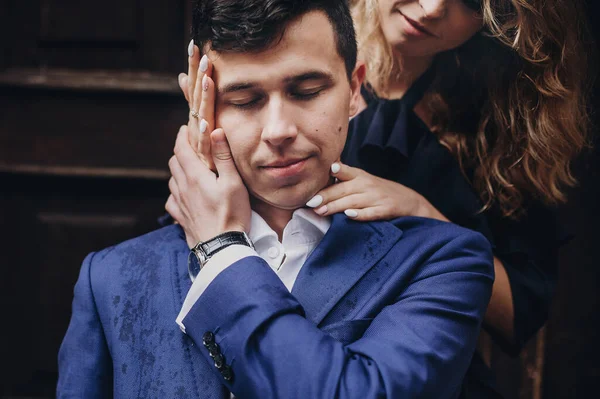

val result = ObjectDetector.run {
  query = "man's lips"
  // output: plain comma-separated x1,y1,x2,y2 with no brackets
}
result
261,157,311,178
262,157,309,168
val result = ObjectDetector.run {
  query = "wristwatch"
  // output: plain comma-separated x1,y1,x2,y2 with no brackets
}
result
188,231,254,281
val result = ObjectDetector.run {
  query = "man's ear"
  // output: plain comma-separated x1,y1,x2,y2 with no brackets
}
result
348,61,366,118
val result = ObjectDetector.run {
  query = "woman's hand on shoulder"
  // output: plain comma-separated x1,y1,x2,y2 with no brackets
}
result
307,162,446,222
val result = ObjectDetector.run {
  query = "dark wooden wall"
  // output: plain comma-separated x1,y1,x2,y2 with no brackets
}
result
0,1,598,398
0,0,190,396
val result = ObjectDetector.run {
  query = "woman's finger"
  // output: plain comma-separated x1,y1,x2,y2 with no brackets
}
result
306,179,362,209
192,55,213,118
312,193,367,217
343,206,388,222
178,73,190,103
187,40,200,109
189,56,213,157
330,161,361,181
197,74,216,171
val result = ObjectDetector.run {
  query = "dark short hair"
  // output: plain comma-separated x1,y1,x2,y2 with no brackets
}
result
192,0,357,79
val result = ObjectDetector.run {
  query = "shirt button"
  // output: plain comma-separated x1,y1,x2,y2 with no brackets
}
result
267,246,280,259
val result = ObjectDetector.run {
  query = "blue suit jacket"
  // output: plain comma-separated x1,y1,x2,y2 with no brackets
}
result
58,215,494,398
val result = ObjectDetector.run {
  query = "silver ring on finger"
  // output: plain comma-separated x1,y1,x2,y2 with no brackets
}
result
190,109,200,118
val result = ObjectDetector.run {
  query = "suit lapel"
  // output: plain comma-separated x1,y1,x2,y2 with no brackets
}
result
291,214,403,326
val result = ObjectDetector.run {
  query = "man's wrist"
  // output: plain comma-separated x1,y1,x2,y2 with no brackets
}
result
189,231,254,281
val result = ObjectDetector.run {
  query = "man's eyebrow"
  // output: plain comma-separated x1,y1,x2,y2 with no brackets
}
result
283,71,335,84
218,82,257,95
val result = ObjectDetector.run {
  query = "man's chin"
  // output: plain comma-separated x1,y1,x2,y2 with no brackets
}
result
249,186,321,212
250,194,310,211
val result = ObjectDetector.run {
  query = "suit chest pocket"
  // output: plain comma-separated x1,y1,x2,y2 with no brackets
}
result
320,318,374,345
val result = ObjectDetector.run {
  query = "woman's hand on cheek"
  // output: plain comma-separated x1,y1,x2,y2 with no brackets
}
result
306,162,440,222
179,40,217,172
166,126,251,248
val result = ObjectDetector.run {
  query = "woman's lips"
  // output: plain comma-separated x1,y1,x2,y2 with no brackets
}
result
396,10,436,38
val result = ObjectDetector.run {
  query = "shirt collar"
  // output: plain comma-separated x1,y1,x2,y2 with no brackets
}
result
248,208,331,244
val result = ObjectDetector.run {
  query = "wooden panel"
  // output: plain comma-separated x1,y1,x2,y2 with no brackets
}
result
40,0,138,42
0,68,181,94
0,0,192,396
1,0,186,72
0,173,170,397
0,85,187,172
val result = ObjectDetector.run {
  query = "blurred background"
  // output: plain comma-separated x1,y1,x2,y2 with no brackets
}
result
0,1,598,398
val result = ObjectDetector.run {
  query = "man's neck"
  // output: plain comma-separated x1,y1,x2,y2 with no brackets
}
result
386,52,434,99
250,198,294,242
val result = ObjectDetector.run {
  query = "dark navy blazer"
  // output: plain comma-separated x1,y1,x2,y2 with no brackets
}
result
344,70,569,397
58,215,494,398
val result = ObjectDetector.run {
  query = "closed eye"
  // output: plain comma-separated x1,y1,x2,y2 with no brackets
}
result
291,88,325,101
229,97,263,109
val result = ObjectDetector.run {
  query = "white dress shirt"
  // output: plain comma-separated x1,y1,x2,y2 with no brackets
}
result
176,208,331,332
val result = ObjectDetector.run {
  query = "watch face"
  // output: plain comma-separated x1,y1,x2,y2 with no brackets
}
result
188,251,202,282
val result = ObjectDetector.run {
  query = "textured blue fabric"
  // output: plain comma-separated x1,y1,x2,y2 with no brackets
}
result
57,225,228,399
183,215,494,399
58,215,493,398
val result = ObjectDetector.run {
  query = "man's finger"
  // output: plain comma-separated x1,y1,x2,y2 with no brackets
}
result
210,129,238,179
174,127,213,180
168,176,181,203
165,194,183,224
168,154,187,192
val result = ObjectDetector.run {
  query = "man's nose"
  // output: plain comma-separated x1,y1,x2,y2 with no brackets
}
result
419,0,448,19
261,100,298,147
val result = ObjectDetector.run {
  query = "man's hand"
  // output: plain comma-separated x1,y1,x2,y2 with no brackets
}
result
166,126,251,248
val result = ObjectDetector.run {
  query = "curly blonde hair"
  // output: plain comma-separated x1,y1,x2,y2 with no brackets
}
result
352,0,593,218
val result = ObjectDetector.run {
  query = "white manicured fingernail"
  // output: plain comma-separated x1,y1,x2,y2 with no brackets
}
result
199,119,208,134
188,39,194,57
345,209,358,218
200,55,208,72
306,195,323,208
331,163,341,174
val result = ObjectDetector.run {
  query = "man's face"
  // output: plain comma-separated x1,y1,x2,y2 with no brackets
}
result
210,10,363,210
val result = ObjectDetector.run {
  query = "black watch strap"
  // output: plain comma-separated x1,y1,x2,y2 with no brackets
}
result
197,231,254,258
189,231,254,281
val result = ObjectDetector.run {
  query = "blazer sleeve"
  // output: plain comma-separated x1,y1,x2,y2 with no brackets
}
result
182,230,494,399
57,252,113,399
